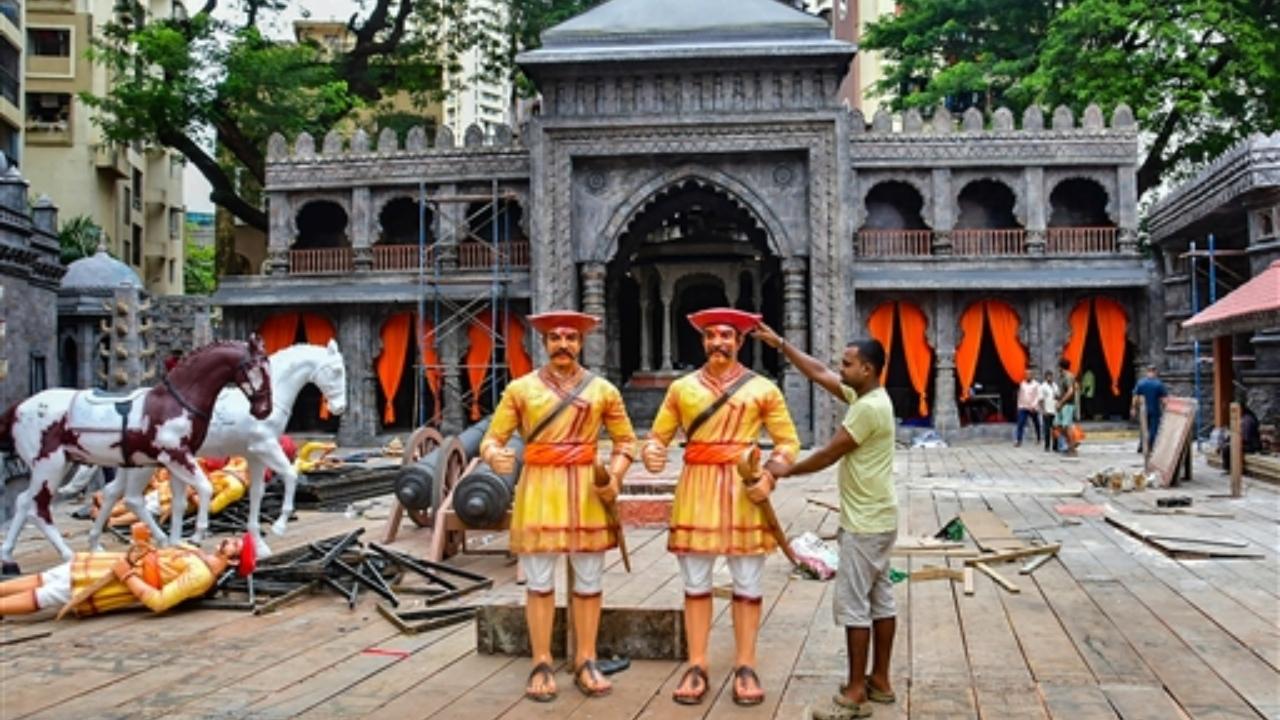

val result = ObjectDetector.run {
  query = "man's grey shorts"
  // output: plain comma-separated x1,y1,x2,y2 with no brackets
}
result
833,529,897,627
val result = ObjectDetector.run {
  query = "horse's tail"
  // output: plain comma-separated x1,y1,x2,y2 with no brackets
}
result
0,403,16,454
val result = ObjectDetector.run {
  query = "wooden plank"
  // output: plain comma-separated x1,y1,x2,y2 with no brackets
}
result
957,510,1027,552
973,562,1020,593
964,544,1061,566
1039,683,1121,720
1099,684,1190,720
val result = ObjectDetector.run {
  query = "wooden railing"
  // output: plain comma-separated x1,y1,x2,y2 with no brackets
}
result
458,240,531,270
951,228,1026,256
856,229,933,257
1045,226,1118,254
372,244,433,272
289,247,352,275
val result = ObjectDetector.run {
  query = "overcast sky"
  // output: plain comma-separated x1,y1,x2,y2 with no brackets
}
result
184,0,360,213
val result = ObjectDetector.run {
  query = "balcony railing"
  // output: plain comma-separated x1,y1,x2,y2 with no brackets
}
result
458,240,530,270
289,247,352,275
856,229,933,258
951,228,1026,256
372,244,434,272
1045,226,1117,254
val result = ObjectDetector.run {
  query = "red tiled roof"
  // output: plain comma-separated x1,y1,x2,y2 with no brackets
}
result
1182,260,1280,339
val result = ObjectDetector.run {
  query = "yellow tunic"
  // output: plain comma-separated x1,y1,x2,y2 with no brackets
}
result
649,365,800,555
102,457,249,523
481,368,637,554
68,545,216,616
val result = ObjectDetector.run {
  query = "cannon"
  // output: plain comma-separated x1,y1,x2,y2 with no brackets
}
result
451,436,524,528
392,417,490,528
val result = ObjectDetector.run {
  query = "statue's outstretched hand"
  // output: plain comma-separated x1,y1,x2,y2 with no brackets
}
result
486,446,517,475
745,470,775,505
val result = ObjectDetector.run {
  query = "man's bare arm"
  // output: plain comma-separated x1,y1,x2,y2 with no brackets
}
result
751,323,845,401
776,428,858,478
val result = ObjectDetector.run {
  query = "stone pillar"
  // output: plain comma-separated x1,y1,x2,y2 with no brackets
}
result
638,289,653,372
338,308,378,445
267,191,292,275
580,262,607,372
1117,165,1139,253
435,184,462,271
933,292,959,433
441,327,466,435
751,270,764,372
930,168,953,256
351,186,373,271
1024,167,1046,254
660,271,675,371
782,257,812,443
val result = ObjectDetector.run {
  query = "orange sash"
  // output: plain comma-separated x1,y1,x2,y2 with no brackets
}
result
683,442,750,465
523,442,597,466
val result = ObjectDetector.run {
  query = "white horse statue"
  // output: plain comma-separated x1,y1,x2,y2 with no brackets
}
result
85,341,348,557
0,337,272,574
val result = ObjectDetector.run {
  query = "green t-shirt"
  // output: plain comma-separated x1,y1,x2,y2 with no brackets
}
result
838,385,898,534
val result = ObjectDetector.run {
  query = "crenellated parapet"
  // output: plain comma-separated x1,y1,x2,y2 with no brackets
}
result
265,124,530,192
849,103,1138,167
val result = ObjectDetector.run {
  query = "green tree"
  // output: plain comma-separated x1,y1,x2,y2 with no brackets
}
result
183,239,217,294
57,214,105,265
84,0,486,234
863,0,1280,195
490,0,608,96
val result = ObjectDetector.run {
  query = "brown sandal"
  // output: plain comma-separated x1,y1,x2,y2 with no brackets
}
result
574,659,612,698
525,662,557,703
672,665,709,705
732,666,765,706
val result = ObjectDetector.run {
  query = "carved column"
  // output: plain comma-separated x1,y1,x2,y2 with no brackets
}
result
1024,167,1046,255
435,183,461,271
338,308,377,445
931,168,954,256
267,191,292,275
1117,166,1139,254
660,269,676,371
638,287,653,372
781,257,811,443
933,291,959,433
351,186,373,271
751,270,764,372
441,328,465,435
580,262,607,372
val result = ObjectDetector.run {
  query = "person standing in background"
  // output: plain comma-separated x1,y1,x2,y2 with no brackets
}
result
1039,369,1059,452
1130,365,1168,453
1014,371,1041,447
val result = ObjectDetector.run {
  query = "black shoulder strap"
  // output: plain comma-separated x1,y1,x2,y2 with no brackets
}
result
526,371,596,444
685,371,756,439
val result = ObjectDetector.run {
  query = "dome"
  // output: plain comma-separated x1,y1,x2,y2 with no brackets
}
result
61,249,144,291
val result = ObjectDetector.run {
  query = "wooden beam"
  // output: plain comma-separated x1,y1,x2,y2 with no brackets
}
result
963,543,1061,566
1213,336,1233,428
962,567,974,596
1230,401,1243,497
973,562,1020,593
1019,552,1055,575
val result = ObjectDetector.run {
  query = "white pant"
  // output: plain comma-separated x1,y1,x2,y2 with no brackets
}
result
520,553,605,595
677,554,765,600
35,562,72,609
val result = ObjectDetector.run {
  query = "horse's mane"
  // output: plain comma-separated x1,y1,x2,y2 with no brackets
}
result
171,339,249,374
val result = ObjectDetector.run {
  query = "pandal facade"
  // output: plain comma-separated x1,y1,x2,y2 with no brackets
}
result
213,0,1151,444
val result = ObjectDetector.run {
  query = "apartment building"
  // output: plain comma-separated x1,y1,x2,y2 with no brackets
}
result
442,0,510,138
0,0,21,164
803,0,897,116
24,0,185,294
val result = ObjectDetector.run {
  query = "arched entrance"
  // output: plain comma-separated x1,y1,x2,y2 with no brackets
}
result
601,176,786,424
1062,297,1134,420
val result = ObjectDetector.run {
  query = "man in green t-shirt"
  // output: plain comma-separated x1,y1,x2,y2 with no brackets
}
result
752,324,897,719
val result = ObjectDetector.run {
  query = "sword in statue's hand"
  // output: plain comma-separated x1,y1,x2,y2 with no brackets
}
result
594,459,631,573
738,445,799,567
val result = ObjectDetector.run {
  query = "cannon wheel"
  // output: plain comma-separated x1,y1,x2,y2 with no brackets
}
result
435,437,468,557
401,427,445,527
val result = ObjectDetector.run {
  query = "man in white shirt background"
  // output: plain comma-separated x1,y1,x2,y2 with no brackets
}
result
1014,371,1041,447
1038,369,1059,452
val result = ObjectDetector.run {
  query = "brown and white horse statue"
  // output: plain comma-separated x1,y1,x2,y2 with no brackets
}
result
0,336,271,574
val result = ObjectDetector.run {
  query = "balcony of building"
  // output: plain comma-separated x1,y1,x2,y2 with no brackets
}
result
855,177,1127,259
24,91,71,145
28,0,74,14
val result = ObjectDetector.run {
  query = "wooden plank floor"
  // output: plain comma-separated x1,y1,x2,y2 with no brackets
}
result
2,441,1277,719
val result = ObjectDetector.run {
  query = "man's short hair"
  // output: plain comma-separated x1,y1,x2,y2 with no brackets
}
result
847,339,886,373
1147,365,1158,374
1058,358,1071,370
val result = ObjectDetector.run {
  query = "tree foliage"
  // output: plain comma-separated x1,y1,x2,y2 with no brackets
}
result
183,237,217,294
84,0,486,233
863,0,1280,195
57,214,105,265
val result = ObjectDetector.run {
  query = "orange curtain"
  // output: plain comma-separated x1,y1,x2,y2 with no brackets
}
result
259,313,299,355
506,314,533,380
1093,297,1129,395
466,311,495,421
377,312,412,425
421,318,442,425
301,313,337,419
956,303,985,400
1061,299,1091,376
897,302,933,417
984,300,1028,386
866,303,896,386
